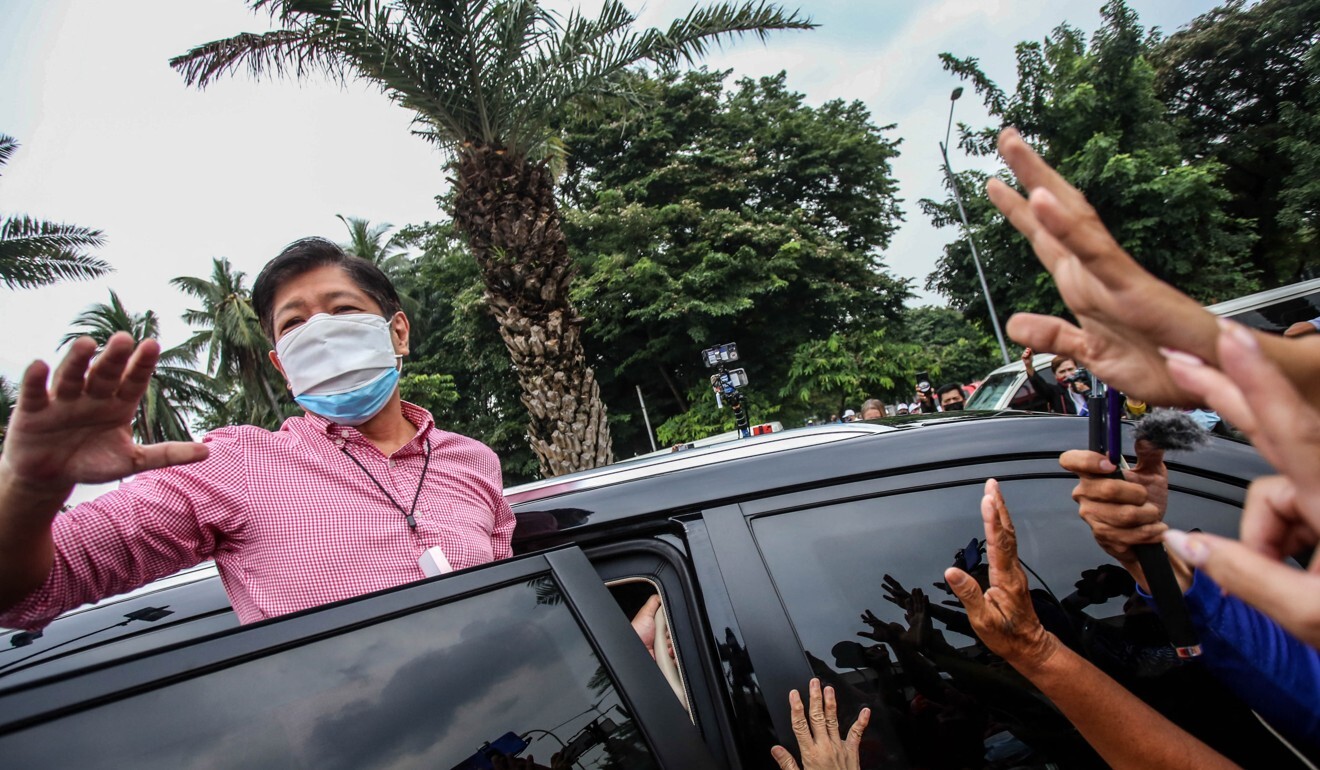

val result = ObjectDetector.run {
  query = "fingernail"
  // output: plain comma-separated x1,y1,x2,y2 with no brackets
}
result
1098,458,1116,473
1218,319,1259,351
1159,347,1203,367
1164,529,1209,567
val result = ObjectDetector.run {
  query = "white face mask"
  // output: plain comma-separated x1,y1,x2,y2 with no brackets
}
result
275,313,402,425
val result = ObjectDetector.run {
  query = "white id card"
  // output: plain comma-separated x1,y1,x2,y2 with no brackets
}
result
418,546,454,577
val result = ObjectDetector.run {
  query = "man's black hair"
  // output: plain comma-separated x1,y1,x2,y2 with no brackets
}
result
252,237,403,340
936,382,966,399
1050,356,1076,373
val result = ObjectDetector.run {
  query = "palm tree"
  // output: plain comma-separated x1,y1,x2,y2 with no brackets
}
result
172,258,291,429
336,214,408,275
61,291,221,444
0,135,112,289
0,375,14,452
171,0,813,477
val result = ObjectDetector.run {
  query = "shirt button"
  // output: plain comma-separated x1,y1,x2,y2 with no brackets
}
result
334,438,346,448
388,459,395,468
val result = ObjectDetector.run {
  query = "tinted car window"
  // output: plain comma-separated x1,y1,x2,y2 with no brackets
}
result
2,576,661,770
752,478,1299,769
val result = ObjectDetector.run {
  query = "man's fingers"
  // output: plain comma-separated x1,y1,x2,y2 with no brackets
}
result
1239,476,1312,560
769,746,801,770
997,127,1087,207
17,360,51,412
1215,322,1320,489
807,678,827,732
1059,449,1118,476
115,338,161,405
823,684,841,741
1071,477,1147,507
1027,187,1133,290
944,566,986,615
84,333,136,399
1005,313,1088,360
986,178,1074,274
846,707,871,752
51,337,97,401
132,442,210,475
1165,529,1320,646
983,480,1027,594
1164,351,1257,435
788,688,811,743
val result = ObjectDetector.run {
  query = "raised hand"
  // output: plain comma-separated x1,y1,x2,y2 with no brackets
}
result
1157,321,1320,645
1,333,209,492
987,128,1221,407
943,479,1060,674
770,678,870,770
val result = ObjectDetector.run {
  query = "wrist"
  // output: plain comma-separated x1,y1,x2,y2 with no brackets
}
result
1008,630,1063,680
0,458,73,512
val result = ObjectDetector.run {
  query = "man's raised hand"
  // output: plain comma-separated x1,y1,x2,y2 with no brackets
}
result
988,127,1221,407
1,332,209,493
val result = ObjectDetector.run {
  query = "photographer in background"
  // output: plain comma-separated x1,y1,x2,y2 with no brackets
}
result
1022,347,1088,415
914,371,940,414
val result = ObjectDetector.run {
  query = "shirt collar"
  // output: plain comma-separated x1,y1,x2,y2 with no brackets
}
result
290,401,437,454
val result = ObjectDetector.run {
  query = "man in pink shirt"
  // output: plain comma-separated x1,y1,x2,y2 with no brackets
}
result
0,238,516,628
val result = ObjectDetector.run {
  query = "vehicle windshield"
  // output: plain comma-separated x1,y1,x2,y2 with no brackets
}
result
966,372,1017,409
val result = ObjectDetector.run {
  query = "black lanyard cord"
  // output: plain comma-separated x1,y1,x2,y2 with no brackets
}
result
340,441,432,531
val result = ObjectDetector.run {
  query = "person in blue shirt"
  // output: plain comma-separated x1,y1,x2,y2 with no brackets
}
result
1062,440,1320,754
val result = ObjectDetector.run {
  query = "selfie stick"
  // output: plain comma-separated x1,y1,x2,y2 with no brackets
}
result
1088,377,1202,658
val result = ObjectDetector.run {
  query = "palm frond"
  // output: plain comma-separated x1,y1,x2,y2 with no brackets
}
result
170,27,347,89
0,135,17,176
0,216,110,289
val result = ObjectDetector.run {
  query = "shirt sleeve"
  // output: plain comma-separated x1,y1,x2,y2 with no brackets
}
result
1140,570,1320,750
0,430,250,631
491,494,515,561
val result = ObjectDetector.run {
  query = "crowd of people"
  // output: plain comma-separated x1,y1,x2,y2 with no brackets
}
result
2,127,1320,770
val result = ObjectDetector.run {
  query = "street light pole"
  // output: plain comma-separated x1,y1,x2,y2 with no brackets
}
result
940,88,1011,365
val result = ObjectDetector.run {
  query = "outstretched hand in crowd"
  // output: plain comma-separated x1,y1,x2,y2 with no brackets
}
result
770,678,870,770
1158,321,1320,646
988,127,1320,409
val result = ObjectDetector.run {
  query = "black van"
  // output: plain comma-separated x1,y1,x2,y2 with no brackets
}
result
0,413,1308,769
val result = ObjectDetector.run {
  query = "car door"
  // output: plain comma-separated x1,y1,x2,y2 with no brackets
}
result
0,547,720,770
699,457,1308,770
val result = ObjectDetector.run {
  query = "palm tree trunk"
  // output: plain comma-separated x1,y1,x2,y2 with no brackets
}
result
452,143,613,477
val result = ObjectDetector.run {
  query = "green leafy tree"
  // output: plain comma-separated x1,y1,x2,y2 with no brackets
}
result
1278,47,1320,256
924,0,1258,330
172,0,813,478
558,68,909,451
898,305,1002,385
1154,0,1320,285
781,330,930,417
0,135,111,290
61,291,220,443
172,257,293,429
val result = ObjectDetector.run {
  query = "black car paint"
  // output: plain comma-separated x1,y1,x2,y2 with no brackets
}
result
0,413,1282,768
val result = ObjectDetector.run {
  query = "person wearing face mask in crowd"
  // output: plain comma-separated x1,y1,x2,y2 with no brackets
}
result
0,238,519,629
935,383,966,411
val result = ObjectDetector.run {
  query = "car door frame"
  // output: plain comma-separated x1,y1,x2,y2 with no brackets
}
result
695,451,1259,767
0,546,721,770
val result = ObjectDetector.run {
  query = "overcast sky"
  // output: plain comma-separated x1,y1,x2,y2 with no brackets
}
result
1,0,1223,388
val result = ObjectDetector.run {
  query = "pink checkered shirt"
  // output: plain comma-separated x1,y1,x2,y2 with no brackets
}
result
1,402,515,629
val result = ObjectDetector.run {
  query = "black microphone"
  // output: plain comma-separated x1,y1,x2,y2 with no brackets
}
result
1088,379,1203,658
